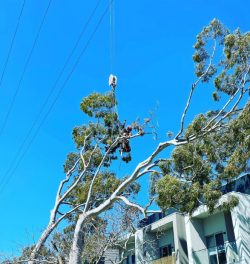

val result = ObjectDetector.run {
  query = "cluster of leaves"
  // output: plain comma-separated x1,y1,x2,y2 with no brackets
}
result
193,19,229,81
153,19,250,215
156,102,249,214
214,29,250,97
37,89,149,263
193,19,250,100
60,90,148,226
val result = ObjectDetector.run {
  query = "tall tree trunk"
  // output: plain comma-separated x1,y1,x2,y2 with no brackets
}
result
28,223,55,264
68,213,87,264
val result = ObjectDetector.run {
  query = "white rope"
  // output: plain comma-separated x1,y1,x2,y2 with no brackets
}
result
109,0,114,72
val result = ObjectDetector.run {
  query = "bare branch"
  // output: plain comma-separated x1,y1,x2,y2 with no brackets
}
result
116,196,146,217
56,203,86,224
203,67,249,132
5,259,57,264
84,136,122,212
175,40,217,139
211,88,247,130
84,132,142,212
56,158,80,202
80,133,92,168
58,143,98,205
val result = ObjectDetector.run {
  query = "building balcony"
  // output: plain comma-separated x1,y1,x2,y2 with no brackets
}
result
152,255,176,264
192,241,240,264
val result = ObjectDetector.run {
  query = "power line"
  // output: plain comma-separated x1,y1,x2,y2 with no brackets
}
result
0,0,26,89
0,0,113,197
0,0,52,136
0,0,102,193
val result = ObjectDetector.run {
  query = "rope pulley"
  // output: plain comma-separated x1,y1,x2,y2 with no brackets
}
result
109,74,117,89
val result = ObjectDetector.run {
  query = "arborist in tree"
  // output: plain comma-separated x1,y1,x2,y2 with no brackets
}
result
120,125,133,163
107,75,132,162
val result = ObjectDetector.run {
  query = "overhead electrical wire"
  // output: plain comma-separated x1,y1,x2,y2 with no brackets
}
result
0,0,102,190
0,0,102,193
0,0,114,197
0,0,52,193
0,0,52,136
0,0,26,89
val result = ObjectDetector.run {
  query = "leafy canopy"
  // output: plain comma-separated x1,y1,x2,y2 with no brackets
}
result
156,19,249,214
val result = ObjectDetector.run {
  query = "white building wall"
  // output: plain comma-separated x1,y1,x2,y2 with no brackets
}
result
123,192,250,264
231,192,250,264
135,229,145,263
173,213,189,264
158,228,174,248
185,216,209,264
186,192,250,264
203,212,227,237
122,242,135,264
104,249,120,264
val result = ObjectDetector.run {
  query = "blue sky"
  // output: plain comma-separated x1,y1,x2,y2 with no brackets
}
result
0,0,249,256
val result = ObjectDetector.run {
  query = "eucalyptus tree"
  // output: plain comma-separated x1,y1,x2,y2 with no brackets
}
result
28,19,249,264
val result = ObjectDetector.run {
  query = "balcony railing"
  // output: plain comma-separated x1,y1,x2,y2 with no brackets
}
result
152,255,176,264
192,241,240,264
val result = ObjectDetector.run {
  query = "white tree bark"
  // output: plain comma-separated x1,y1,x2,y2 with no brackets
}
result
29,35,249,263
28,223,55,264
67,138,181,263
68,213,88,264
28,136,93,264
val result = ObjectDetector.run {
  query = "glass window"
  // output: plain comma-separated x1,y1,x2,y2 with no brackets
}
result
206,233,227,264
218,251,227,264
215,233,224,247
131,254,135,264
160,244,172,257
209,254,218,264
167,244,172,256
206,235,216,248
97,257,105,264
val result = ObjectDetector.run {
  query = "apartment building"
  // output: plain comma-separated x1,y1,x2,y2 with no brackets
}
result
118,174,250,264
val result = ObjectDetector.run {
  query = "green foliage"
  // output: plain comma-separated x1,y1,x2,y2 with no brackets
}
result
185,114,208,137
80,91,117,119
218,195,239,212
7,18,249,263
156,175,186,210
157,23,249,212
157,16,249,216
193,19,228,81
69,172,121,206
156,103,249,214
193,18,250,100
61,87,145,213
63,152,79,173
212,91,220,101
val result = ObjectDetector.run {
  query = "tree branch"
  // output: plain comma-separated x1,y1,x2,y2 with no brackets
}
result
84,132,142,212
115,196,146,217
175,39,217,139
